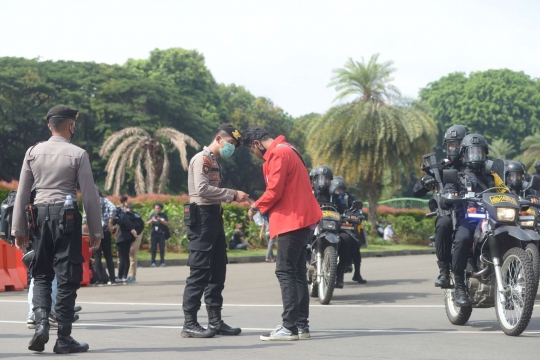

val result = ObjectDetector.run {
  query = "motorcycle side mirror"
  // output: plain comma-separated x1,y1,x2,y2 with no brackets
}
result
350,200,363,210
443,169,459,184
526,175,540,192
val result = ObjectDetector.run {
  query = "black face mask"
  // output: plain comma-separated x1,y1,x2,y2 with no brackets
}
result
69,124,75,142
256,142,267,156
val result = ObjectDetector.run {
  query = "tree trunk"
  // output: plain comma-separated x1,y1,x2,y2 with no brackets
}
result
366,181,379,227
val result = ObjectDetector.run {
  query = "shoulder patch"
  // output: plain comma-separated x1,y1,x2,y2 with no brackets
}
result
203,157,211,174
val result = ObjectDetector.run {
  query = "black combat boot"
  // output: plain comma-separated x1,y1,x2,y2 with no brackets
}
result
207,307,241,335
53,322,89,354
434,261,451,288
352,265,367,284
181,311,216,338
28,308,49,352
453,275,472,307
335,273,344,289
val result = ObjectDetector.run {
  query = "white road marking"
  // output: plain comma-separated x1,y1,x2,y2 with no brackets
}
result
0,300,445,308
1,320,538,334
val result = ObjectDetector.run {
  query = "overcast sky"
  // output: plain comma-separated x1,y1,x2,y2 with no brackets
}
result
1,0,539,117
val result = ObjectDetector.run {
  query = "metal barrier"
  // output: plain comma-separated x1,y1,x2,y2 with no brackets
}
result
363,198,430,210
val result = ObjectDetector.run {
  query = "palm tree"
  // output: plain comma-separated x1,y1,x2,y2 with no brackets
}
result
520,133,540,172
306,54,437,224
100,127,200,195
488,138,516,160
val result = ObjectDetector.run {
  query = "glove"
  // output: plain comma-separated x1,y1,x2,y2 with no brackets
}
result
422,175,436,190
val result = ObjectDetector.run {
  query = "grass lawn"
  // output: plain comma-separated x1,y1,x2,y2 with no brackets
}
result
136,244,431,260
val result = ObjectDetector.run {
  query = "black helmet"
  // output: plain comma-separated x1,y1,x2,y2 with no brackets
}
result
444,125,470,163
330,176,347,195
505,161,525,192
310,165,333,194
460,134,489,172
534,161,540,174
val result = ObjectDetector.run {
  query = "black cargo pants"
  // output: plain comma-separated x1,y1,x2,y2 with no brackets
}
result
31,204,83,324
451,219,476,275
435,215,454,264
183,205,227,313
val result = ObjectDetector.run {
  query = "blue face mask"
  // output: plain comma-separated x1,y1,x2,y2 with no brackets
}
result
219,139,235,158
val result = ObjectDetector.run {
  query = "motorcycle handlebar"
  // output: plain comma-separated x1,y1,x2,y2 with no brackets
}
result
426,212,437,218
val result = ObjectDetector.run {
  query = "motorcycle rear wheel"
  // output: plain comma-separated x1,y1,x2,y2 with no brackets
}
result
318,246,337,305
307,260,318,298
495,247,535,336
444,274,472,325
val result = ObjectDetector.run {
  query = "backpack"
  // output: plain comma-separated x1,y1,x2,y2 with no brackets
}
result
126,211,145,235
0,186,37,244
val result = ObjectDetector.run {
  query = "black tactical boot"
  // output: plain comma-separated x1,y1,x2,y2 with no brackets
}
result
352,265,367,284
28,308,49,352
435,261,451,288
53,323,89,354
335,273,344,289
181,311,216,338
207,307,241,335
453,275,472,307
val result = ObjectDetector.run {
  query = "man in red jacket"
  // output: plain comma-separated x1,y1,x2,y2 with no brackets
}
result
244,126,322,341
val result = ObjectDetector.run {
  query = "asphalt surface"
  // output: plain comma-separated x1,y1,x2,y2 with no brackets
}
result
2,254,540,359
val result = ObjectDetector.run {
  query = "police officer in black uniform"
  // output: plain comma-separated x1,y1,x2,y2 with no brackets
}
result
413,125,469,288
533,161,540,178
444,133,499,307
330,177,367,287
12,106,103,354
505,161,539,201
182,124,248,338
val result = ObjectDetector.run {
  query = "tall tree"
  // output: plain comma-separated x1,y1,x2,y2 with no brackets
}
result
520,133,540,172
307,55,437,223
489,138,516,160
100,127,200,195
420,69,540,151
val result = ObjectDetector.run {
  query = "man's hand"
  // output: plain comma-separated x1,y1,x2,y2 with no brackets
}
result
531,197,539,204
89,238,101,251
248,208,255,221
131,229,137,237
15,236,29,252
235,191,249,202
82,224,89,234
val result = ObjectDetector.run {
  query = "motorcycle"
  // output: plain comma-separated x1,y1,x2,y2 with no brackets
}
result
307,200,363,304
442,169,540,336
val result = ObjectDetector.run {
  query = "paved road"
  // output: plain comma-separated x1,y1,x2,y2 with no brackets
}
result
2,254,540,359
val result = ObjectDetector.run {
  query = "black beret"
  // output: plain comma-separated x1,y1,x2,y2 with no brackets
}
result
46,105,79,122
217,124,242,148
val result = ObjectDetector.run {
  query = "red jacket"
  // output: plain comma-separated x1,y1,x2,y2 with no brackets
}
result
254,136,322,238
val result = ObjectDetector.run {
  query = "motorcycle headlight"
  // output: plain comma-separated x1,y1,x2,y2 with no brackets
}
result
321,220,337,230
497,208,516,222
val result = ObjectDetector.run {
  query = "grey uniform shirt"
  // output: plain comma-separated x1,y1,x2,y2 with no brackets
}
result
11,136,104,240
188,146,235,205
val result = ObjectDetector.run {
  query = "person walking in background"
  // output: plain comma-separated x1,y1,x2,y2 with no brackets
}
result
83,188,117,286
261,219,275,262
146,203,169,268
243,126,322,341
127,206,145,283
113,204,137,284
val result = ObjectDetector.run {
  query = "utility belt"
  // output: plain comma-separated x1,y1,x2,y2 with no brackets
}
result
183,203,222,226
27,202,79,235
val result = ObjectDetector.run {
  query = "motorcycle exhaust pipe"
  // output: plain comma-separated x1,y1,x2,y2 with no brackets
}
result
471,266,490,279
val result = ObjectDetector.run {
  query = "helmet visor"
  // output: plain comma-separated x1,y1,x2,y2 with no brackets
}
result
464,147,486,163
446,140,461,157
315,175,332,188
334,186,346,195
507,172,522,182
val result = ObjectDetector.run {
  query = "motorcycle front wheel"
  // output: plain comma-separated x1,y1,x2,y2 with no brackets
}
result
524,243,540,294
495,247,535,336
318,246,337,305
444,274,472,325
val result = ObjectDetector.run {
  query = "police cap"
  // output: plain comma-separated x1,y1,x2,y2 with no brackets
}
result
46,105,79,122
217,124,242,148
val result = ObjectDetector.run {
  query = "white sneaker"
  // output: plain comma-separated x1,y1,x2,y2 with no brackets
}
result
260,325,299,341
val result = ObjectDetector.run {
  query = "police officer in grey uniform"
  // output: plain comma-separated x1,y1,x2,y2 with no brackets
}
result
12,106,103,354
181,124,249,338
